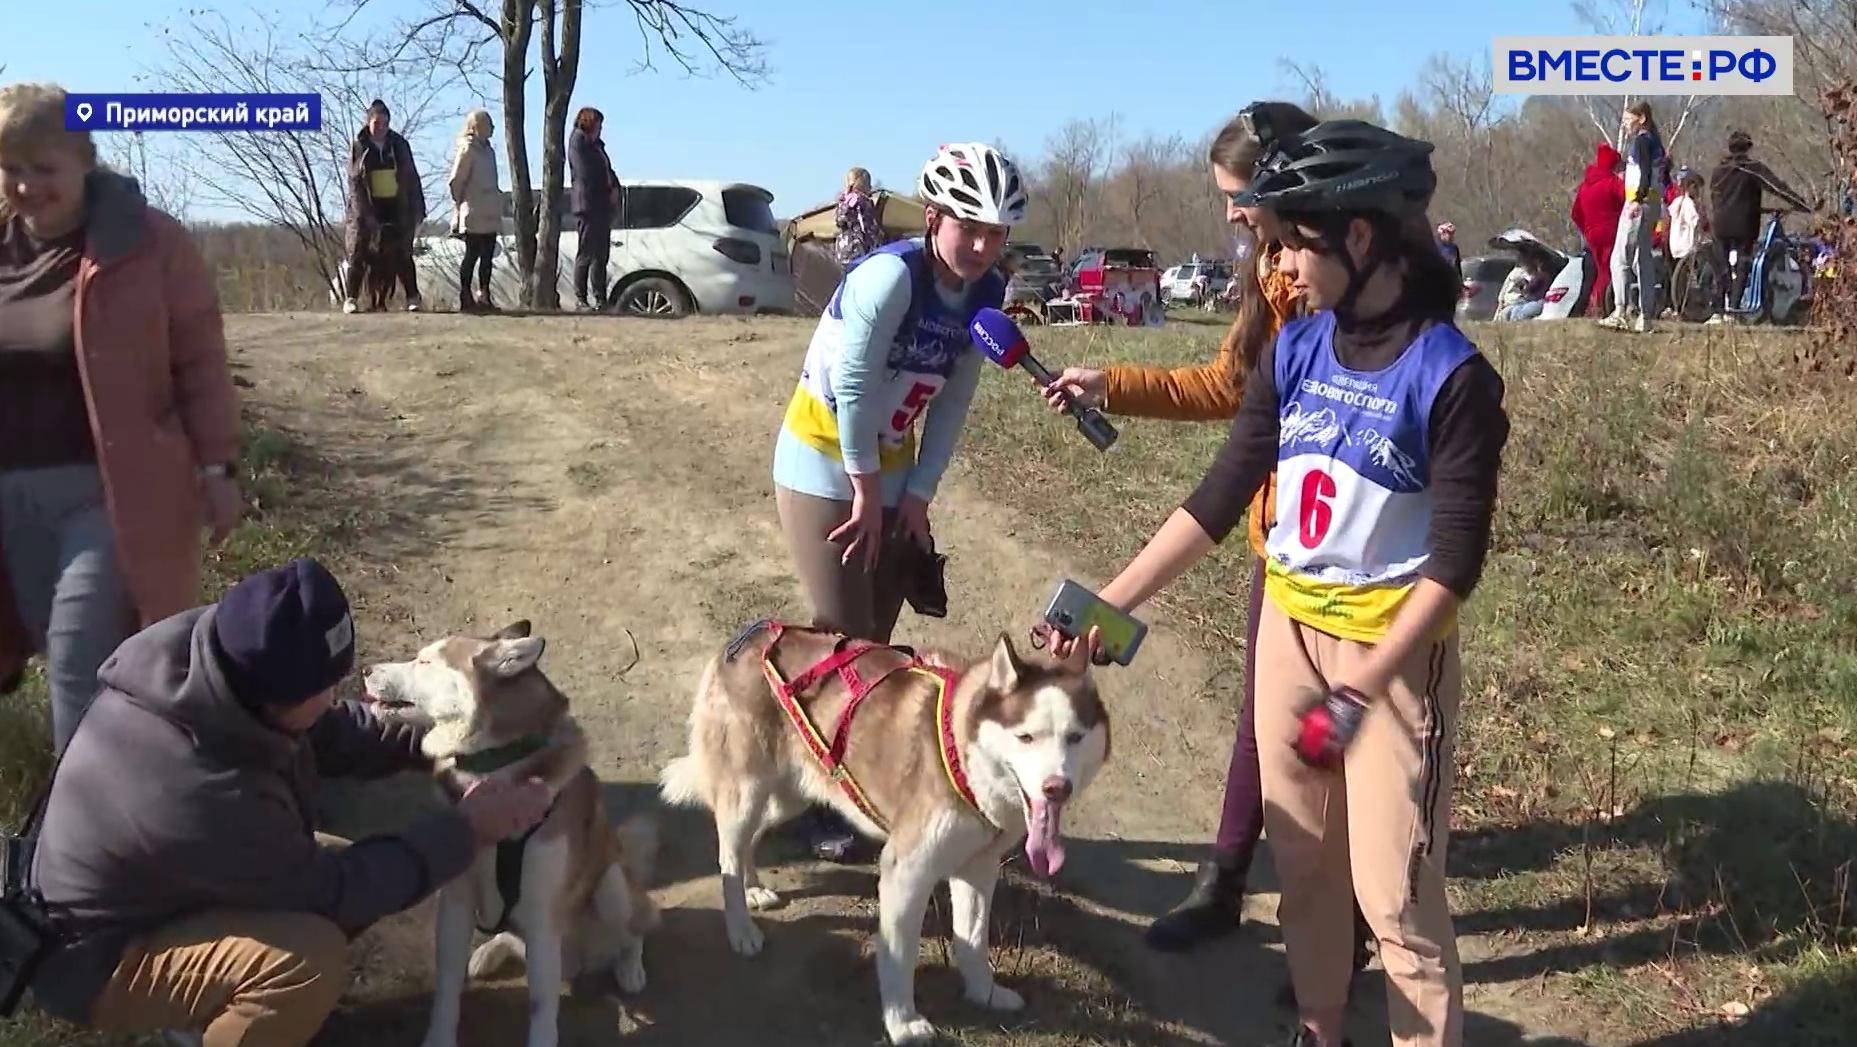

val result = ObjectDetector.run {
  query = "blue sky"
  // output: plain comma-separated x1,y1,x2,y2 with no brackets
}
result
8,0,1711,222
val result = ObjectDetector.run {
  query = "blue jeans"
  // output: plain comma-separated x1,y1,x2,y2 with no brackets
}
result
1,465,135,753
1496,300,1544,322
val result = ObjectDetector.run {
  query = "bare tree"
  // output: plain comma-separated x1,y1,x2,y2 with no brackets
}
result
321,0,767,309
1570,0,1711,151
102,130,198,220
1117,134,1179,249
1030,116,1120,256
1277,60,1387,122
145,9,448,298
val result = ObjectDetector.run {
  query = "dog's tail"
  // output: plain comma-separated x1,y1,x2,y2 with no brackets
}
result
657,755,706,809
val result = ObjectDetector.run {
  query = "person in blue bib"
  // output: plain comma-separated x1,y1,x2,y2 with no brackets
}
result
1054,120,1509,1047
771,141,1027,861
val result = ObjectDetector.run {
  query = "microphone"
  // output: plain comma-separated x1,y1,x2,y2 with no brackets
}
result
968,308,1119,451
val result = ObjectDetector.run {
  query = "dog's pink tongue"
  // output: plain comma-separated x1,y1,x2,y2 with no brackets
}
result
1025,797,1066,878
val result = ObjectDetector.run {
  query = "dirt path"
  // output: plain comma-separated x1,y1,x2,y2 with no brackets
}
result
226,313,1593,1047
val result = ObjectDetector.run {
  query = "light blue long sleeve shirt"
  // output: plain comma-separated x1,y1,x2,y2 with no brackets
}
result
772,252,982,508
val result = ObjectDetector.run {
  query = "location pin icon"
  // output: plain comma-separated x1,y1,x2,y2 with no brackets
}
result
76,102,94,123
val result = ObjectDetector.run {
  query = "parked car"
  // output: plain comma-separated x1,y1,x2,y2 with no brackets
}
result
1455,254,1517,321
397,178,793,315
1162,260,1233,306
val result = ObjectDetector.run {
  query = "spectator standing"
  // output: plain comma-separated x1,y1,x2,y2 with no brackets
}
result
1708,129,1812,322
447,107,504,314
1599,101,1667,333
0,81,242,754
341,99,426,314
567,106,620,311
833,166,882,265
1570,142,1626,315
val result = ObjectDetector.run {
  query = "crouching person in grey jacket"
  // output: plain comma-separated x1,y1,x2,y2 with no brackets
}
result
25,557,551,1047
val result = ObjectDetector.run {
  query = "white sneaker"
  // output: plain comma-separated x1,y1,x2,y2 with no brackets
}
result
1704,314,1725,325
1635,316,1655,333
406,296,422,313
342,297,358,314
1596,312,1628,330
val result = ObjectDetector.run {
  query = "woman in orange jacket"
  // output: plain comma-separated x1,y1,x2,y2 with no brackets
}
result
1042,101,1368,970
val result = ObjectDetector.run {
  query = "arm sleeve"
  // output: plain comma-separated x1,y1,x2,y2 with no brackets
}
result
308,700,431,780
1418,355,1510,599
1102,321,1245,420
161,785,475,938
1180,341,1281,543
160,218,242,468
829,254,913,475
1750,161,1813,211
904,349,981,502
447,143,471,204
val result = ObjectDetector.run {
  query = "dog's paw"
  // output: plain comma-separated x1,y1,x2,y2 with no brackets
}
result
884,1014,938,1045
726,915,765,957
744,885,783,911
467,933,524,980
979,984,1025,1012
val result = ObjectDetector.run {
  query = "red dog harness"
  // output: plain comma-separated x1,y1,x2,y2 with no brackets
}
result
727,619,982,833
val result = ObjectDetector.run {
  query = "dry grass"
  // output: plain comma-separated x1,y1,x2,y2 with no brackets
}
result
958,312,1857,1045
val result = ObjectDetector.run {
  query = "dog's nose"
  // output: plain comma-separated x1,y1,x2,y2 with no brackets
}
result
1041,776,1072,803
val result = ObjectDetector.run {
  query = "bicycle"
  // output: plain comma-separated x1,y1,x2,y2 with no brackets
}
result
1672,206,1814,324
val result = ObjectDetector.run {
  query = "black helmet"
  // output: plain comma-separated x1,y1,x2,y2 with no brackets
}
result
1234,119,1437,218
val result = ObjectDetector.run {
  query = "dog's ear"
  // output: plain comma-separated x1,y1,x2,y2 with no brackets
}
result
493,619,533,640
482,636,545,678
988,632,1022,691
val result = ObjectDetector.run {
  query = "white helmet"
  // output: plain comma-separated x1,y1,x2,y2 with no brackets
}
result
919,142,1028,227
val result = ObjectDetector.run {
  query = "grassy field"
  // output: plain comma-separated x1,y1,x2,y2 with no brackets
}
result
3,310,1852,1046
958,312,1857,1045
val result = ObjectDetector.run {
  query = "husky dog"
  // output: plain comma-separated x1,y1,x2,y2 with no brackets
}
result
362,620,658,1047
659,622,1111,1045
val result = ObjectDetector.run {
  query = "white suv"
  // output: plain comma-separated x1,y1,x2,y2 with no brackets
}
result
407,178,794,315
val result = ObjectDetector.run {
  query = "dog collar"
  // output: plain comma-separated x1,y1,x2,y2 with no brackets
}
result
450,734,550,774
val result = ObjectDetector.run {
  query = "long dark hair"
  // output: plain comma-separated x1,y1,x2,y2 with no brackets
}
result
1229,247,1288,372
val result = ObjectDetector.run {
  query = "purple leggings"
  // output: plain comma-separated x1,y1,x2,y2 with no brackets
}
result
1213,554,1267,868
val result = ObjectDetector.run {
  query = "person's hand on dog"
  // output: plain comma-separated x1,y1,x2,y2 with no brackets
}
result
459,776,552,846
1042,366,1106,412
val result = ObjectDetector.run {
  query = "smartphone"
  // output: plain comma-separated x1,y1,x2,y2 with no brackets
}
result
1040,578,1148,666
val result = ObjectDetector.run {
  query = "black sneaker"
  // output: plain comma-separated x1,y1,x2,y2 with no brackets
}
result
1145,858,1248,951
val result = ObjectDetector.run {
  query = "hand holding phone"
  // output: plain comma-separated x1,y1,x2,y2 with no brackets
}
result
1034,578,1148,666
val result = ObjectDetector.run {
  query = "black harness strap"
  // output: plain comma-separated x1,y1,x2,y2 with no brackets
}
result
476,805,553,936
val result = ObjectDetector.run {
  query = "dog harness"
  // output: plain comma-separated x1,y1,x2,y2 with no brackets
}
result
724,619,982,832
446,738,558,938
